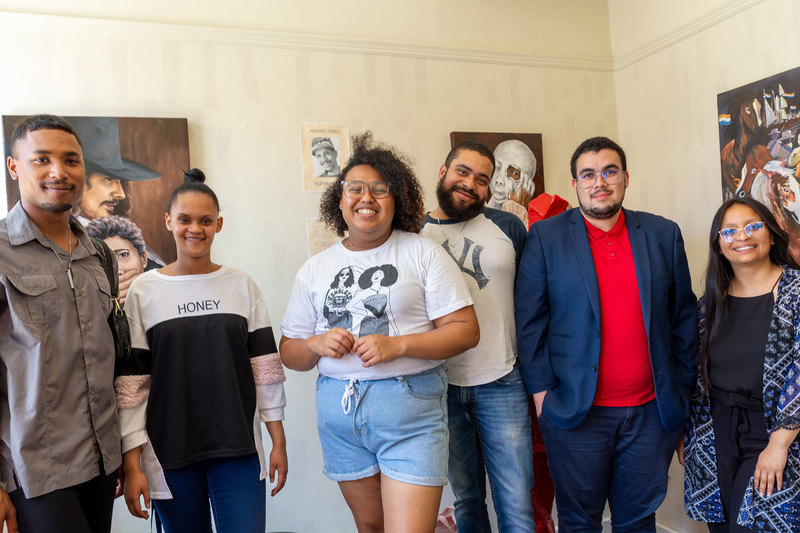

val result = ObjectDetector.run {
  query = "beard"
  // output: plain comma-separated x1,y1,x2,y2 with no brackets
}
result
40,202,74,213
577,188,623,219
436,179,484,221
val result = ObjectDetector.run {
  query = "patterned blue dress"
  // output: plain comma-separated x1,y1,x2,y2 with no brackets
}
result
685,268,800,532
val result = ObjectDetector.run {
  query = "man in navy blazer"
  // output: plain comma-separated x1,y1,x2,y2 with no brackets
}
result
515,136,696,532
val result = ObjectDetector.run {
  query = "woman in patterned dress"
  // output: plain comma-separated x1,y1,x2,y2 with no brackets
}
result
683,197,800,532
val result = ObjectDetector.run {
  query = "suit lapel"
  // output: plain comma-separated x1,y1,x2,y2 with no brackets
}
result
569,210,602,325
626,210,652,336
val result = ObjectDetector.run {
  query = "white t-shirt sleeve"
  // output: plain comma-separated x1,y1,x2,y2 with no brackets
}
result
280,264,318,339
421,244,474,321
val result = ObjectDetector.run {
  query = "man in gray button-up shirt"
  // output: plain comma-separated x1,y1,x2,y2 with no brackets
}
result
0,115,121,532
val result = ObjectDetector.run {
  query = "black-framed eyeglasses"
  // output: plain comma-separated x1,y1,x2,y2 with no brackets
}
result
718,221,765,242
341,180,391,199
574,167,625,189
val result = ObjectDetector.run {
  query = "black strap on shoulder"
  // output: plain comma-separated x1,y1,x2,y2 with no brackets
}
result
90,236,131,361
90,237,119,299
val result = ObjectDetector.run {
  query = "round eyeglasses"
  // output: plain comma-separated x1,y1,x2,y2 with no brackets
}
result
341,180,391,199
718,221,765,242
574,167,625,189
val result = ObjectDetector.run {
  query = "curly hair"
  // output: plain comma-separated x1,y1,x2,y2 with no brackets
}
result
319,132,424,236
358,264,399,289
85,215,146,257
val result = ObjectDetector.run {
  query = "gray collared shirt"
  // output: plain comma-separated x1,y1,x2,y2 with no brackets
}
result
0,202,121,498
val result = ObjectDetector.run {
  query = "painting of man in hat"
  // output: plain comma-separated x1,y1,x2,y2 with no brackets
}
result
299,123,350,192
69,117,161,222
3,115,189,265
311,137,341,178
67,117,166,269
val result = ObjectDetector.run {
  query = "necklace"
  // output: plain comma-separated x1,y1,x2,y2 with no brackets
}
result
432,207,469,253
51,225,75,290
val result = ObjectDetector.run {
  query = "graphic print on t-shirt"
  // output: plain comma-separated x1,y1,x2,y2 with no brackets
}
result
441,236,488,290
323,264,399,337
323,266,360,329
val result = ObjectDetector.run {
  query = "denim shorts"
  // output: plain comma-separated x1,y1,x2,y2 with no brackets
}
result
315,366,449,486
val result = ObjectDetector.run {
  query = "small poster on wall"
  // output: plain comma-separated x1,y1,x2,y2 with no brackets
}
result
300,123,351,192
450,131,545,227
306,217,341,257
3,115,189,267
717,66,800,260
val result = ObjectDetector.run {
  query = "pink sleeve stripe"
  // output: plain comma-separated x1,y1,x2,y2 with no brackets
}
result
114,375,151,409
251,353,286,385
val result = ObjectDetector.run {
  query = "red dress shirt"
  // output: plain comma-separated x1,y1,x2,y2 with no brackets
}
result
585,211,655,407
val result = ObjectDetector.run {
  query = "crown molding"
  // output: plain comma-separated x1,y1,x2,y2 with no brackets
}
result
612,0,766,71
4,2,762,75
0,10,614,72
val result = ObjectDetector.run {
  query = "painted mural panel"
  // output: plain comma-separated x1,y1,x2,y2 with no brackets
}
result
717,67,800,259
450,131,544,228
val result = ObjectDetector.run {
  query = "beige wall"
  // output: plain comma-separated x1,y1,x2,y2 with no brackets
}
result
610,0,800,530
0,0,612,57
611,0,800,288
0,3,615,531
3,0,798,530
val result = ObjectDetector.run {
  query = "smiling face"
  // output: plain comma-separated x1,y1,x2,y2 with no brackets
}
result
80,172,126,220
7,128,85,217
104,235,146,276
315,147,339,173
571,148,629,227
436,149,493,220
339,164,395,250
165,191,223,261
718,203,772,270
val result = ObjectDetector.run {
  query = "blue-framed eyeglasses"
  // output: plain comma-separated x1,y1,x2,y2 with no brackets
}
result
574,167,625,189
718,221,765,242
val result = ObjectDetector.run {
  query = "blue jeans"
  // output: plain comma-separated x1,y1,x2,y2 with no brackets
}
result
447,364,535,532
153,453,265,533
538,400,680,533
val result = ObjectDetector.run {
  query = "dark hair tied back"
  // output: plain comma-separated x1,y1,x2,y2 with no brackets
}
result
184,168,206,184
166,168,220,212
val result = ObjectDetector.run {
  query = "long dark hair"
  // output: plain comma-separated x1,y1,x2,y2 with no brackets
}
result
330,267,355,289
700,197,798,390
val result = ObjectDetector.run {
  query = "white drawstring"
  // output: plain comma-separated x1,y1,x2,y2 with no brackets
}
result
341,379,358,415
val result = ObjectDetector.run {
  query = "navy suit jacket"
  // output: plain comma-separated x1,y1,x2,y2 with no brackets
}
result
515,208,696,431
